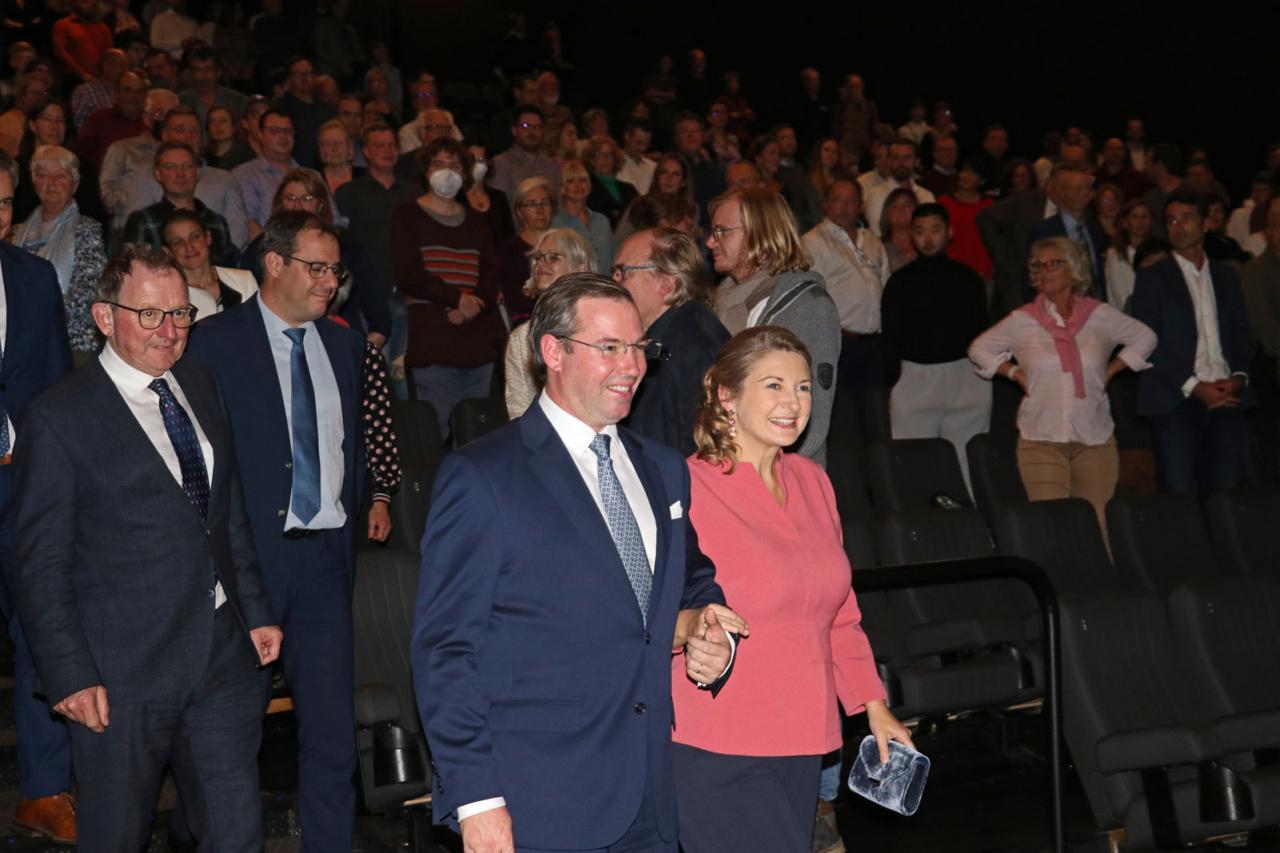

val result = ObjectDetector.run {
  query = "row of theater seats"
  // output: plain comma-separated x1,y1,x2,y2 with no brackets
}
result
826,406,1280,849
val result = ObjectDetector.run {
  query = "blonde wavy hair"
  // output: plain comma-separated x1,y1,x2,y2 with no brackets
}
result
692,325,812,471
707,187,811,277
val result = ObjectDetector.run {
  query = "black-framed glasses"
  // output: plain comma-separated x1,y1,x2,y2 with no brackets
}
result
611,262,656,279
529,250,564,265
558,336,664,360
283,255,347,280
106,302,199,329
518,199,552,210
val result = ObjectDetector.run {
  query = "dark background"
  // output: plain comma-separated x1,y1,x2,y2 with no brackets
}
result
359,1,1277,197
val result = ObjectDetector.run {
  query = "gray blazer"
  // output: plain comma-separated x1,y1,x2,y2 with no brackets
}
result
756,268,841,465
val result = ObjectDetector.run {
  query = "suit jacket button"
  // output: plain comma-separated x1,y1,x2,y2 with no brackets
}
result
277,509,286,517
285,462,292,469
644,632,651,645
633,702,646,715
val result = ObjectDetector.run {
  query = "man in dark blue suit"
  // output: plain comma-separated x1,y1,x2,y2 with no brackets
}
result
413,274,740,853
185,210,366,852
10,245,281,849
1024,163,1108,303
0,155,76,843
1131,188,1254,494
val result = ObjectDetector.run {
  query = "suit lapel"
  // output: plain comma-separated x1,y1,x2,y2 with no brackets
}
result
242,296,292,447
521,405,646,625
171,359,227,498
315,318,356,443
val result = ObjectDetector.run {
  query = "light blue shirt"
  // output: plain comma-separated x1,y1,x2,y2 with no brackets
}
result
259,299,347,530
232,156,298,227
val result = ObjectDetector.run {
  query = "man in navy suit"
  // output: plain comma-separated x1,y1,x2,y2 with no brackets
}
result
1024,163,1108,303
0,155,76,843
185,210,366,852
10,244,281,849
1131,187,1254,494
413,274,740,853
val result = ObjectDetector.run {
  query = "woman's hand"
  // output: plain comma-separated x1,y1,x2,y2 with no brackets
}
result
865,699,914,764
672,603,750,650
367,500,392,542
457,292,485,319
1003,363,1029,395
1103,356,1127,386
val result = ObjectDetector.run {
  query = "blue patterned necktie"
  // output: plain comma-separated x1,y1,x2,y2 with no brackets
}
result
589,433,652,625
283,327,321,524
1074,221,1100,282
149,378,209,519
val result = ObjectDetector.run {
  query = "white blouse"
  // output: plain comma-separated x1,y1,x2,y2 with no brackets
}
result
969,302,1156,445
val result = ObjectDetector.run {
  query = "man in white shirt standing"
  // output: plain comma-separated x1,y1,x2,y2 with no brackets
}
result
803,177,890,398
1132,187,1254,494
863,139,936,237
617,119,656,195
413,274,738,853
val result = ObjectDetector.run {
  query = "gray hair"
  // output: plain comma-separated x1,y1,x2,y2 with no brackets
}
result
526,273,634,383
1029,236,1093,294
512,175,556,226
522,227,596,297
647,227,711,307
30,144,79,189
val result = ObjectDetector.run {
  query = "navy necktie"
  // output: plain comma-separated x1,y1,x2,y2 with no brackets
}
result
149,378,209,519
284,327,321,524
589,433,652,624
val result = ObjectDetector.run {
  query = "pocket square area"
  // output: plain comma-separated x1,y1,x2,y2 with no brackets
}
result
669,501,683,519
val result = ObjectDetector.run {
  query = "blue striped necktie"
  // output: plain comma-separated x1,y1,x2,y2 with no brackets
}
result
589,433,652,624
284,327,321,524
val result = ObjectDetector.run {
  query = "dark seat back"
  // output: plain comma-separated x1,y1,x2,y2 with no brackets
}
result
388,400,445,554
1205,487,1280,578
966,432,1028,532
865,438,972,512
995,498,1123,597
451,397,508,448
1106,493,1222,594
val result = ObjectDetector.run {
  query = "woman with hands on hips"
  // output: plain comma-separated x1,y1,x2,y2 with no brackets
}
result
671,325,912,853
969,237,1156,546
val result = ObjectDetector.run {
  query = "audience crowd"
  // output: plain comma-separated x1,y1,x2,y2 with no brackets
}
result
0,4,1276,851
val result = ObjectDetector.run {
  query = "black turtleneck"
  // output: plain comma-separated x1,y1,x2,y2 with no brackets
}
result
880,252,989,369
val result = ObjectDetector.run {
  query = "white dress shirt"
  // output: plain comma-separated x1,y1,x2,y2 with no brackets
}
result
969,301,1156,444
99,343,225,607
259,301,347,530
617,154,656,196
803,219,890,334
863,180,936,237
1174,253,1235,396
1104,246,1136,312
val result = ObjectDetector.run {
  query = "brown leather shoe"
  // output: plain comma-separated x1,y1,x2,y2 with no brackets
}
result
14,791,77,844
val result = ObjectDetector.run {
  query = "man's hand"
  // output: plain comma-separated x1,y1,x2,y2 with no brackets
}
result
1192,380,1239,410
446,308,466,325
685,608,733,686
249,626,284,665
865,699,914,764
366,331,387,349
672,603,749,650
460,806,514,853
54,685,109,732
457,292,484,320
368,500,392,542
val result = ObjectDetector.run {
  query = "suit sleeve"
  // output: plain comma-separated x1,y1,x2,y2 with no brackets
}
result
1219,266,1254,377
10,407,102,705
1130,266,1184,397
35,258,74,380
774,287,840,460
412,452,507,815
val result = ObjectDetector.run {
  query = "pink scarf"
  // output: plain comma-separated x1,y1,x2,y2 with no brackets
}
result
1018,294,1102,399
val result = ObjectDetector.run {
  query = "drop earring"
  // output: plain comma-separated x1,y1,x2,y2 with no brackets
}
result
727,411,737,438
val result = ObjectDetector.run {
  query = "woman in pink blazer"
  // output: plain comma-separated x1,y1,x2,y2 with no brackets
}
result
672,325,912,852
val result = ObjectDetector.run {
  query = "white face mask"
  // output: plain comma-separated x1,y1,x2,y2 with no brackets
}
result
429,168,463,198
472,161,488,184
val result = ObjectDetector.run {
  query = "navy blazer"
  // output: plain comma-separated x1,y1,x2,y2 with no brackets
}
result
412,399,726,849
1023,213,1109,303
1130,254,1254,417
184,295,366,572
10,357,274,706
0,243,72,434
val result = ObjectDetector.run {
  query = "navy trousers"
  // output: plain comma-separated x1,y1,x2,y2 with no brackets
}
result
0,468,71,799
1150,398,1245,495
71,604,264,852
263,529,357,853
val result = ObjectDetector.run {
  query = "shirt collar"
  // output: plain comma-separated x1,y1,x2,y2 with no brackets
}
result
1175,250,1209,277
258,296,316,338
1061,210,1082,230
538,392,619,455
99,340,177,399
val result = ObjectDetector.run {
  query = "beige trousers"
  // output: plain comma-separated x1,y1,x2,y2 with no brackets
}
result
1016,434,1119,548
